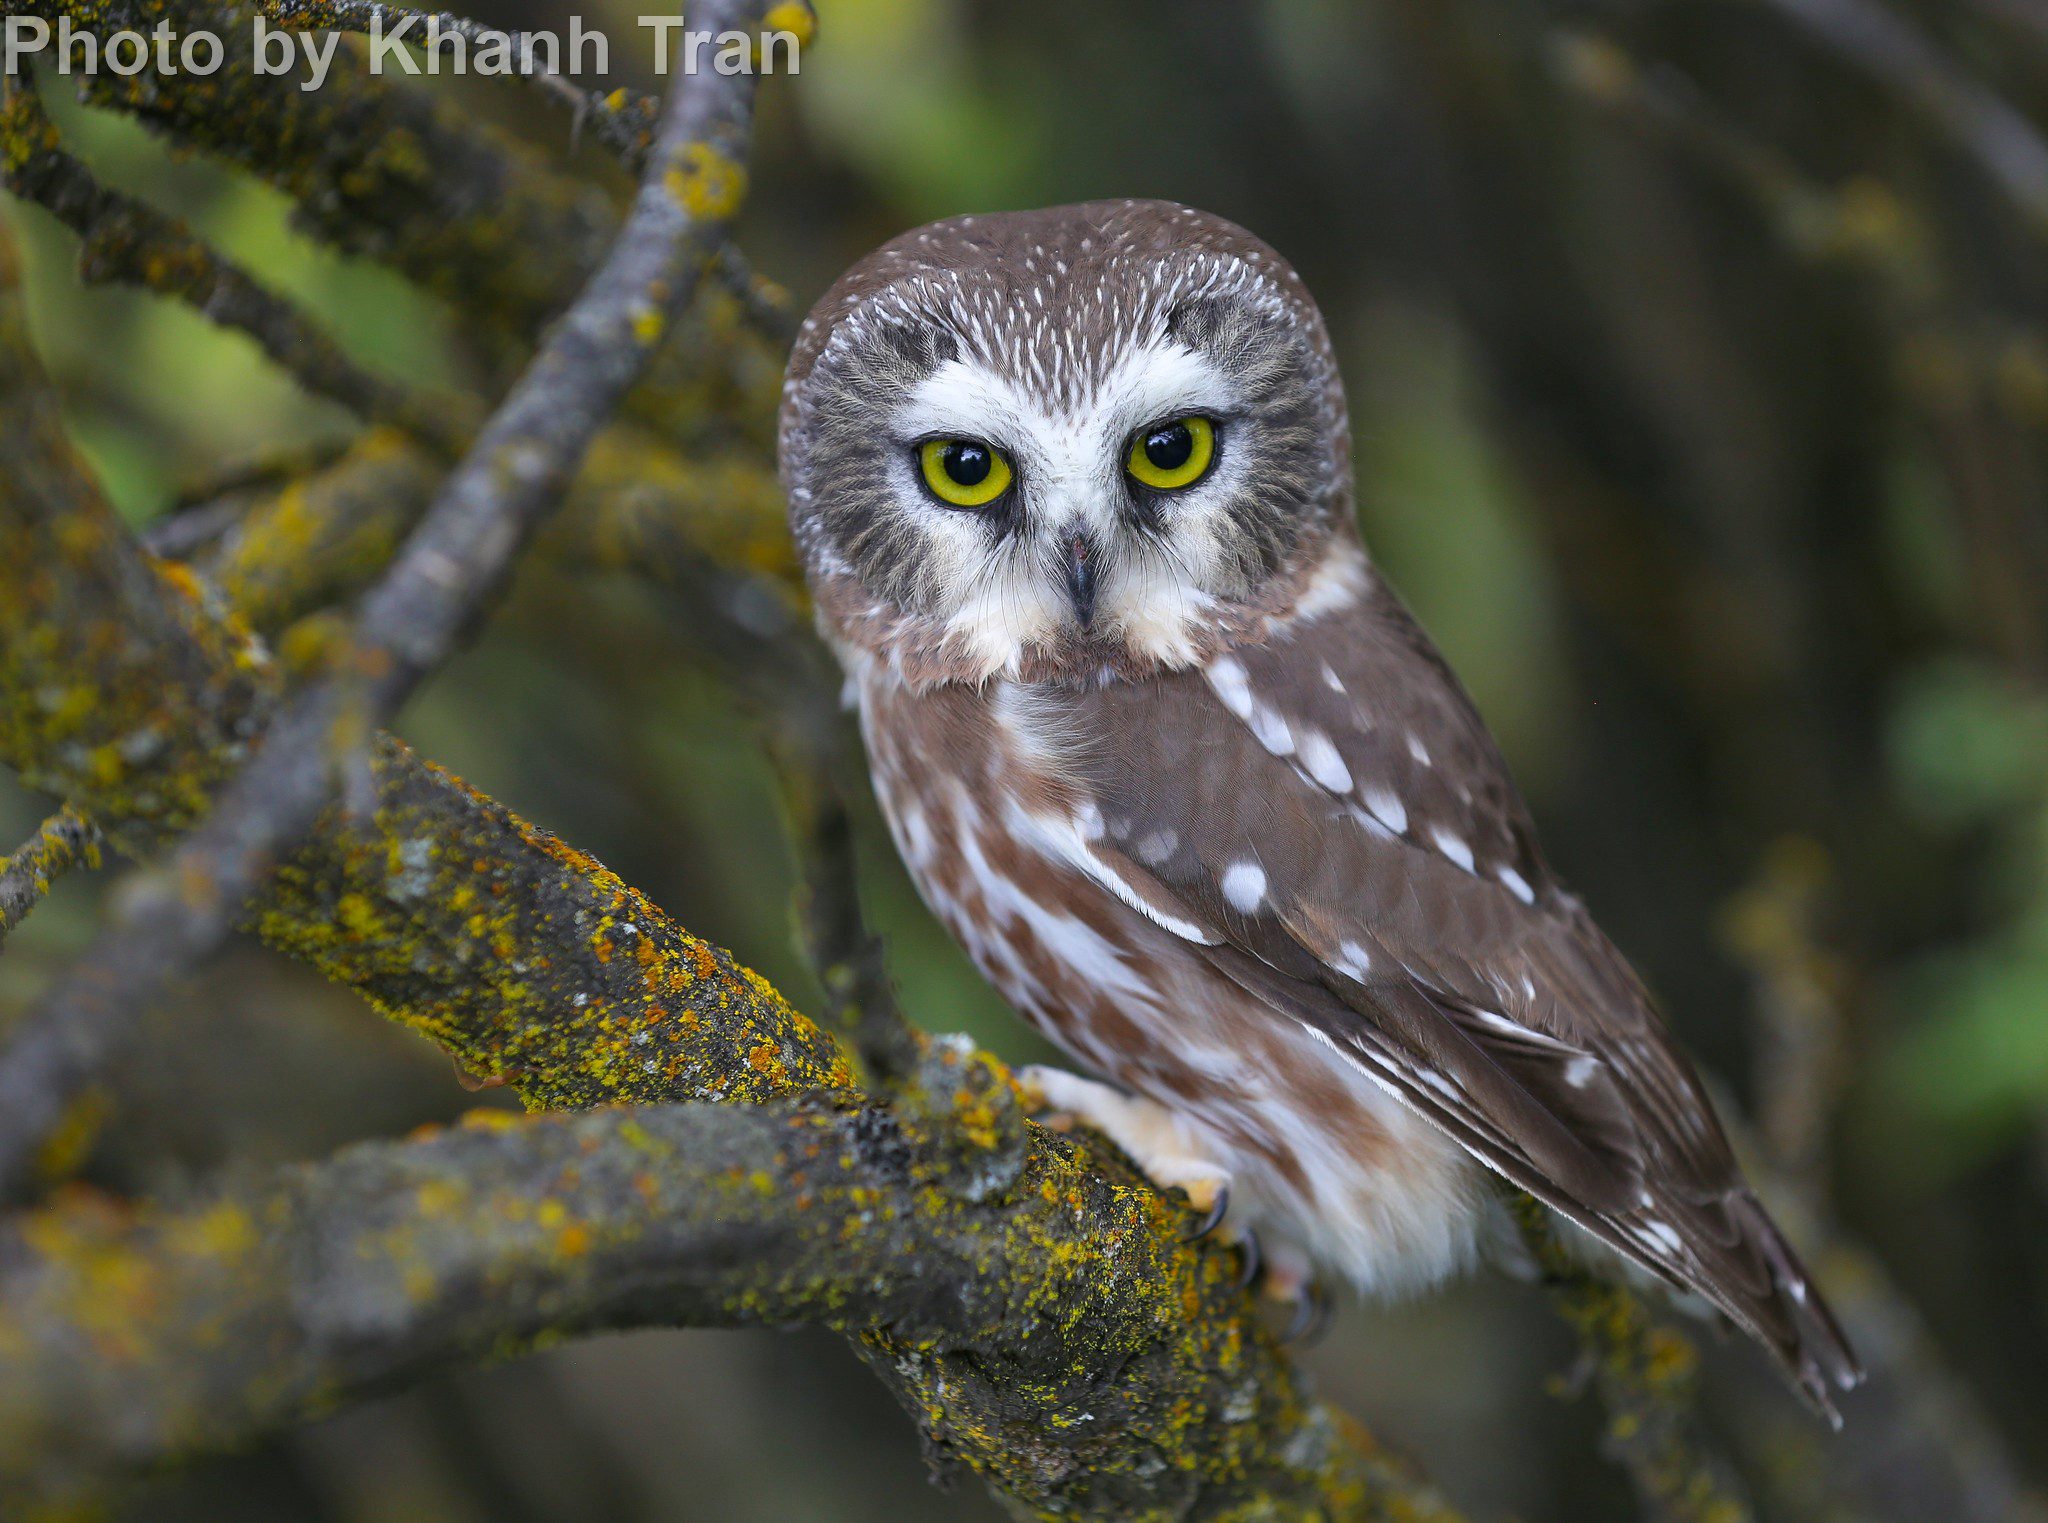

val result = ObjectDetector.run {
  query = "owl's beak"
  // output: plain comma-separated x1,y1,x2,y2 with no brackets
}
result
1064,533,1098,629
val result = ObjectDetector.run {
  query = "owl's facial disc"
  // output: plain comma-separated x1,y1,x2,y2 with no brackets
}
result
783,202,1351,683
885,336,1245,644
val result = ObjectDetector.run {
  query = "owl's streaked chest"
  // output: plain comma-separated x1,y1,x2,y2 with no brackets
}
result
846,657,1486,1294
850,668,1150,1078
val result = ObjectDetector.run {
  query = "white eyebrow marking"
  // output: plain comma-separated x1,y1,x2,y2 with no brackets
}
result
1221,861,1267,913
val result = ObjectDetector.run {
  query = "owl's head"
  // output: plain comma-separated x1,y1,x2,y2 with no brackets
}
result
780,200,1357,687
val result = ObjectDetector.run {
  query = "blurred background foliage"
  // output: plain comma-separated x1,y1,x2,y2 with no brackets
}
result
3,0,2047,1518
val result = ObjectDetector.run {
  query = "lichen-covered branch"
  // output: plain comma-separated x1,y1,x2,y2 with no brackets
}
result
0,1091,1464,1522
0,8,778,1197
247,0,667,166
0,73,474,454
0,229,281,856
0,283,846,1114
0,805,99,941
4,0,618,342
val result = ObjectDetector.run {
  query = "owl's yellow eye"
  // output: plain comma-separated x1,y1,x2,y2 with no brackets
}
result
1126,416,1217,492
918,438,1013,508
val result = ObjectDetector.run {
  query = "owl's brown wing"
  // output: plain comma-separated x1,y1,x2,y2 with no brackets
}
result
1064,571,1860,1419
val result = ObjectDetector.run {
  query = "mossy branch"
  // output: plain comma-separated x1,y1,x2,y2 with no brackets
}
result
0,805,99,941
0,72,476,454
0,5,778,1198
4,0,619,345
0,1087,1467,1522
246,0,667,166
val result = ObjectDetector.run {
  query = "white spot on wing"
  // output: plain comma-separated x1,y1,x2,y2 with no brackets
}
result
1006,802,1217,946
1406,733,1432,767
1361,786,1408,835
1564,1056,1599,1089
1639,1220,1685,1257
1497,865,1536,904
1221,861,1267,913
1135,828,1178,865
1249,703,1295,758
1335,940,1373,980
1206,657,1253,719
1297,728,1352,793
1432,829,1475,873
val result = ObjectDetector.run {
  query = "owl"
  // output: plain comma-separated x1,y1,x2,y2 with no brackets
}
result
779,199,1862,1419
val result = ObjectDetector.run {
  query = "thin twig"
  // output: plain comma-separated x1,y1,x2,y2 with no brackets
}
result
713,244,800,347
250,0,665,165
670,570,927,1088
36,0,620,344
140,439,362,563
0,0,784,1201
0,806,100,942
0,75,476,456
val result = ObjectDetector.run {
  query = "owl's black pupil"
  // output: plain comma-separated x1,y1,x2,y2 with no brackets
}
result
1144,424,1195,472
943,442,992,487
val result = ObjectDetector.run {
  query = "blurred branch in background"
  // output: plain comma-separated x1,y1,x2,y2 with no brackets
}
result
0,0,774,1205
1513,1197,1757,1523
0,73,477,454
0,806,99,942
1757,0,2048,232
2,0,2048,1518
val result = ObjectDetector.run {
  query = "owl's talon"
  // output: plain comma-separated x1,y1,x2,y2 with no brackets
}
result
1234,1226,1264,1289
1279,1279,1333,1347
1179,1181,1231,1241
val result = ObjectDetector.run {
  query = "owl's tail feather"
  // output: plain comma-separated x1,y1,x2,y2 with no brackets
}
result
1730,1191,1864,1427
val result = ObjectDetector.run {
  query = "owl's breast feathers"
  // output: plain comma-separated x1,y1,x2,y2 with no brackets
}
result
854,546,1861,1419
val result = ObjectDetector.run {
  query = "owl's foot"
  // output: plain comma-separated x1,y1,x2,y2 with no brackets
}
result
1276,1276,1334,1346
1018,1065,1235,1233
1254,1243,1334,1345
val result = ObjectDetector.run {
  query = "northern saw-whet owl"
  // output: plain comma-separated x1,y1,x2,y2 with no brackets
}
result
779,199,1862,1419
